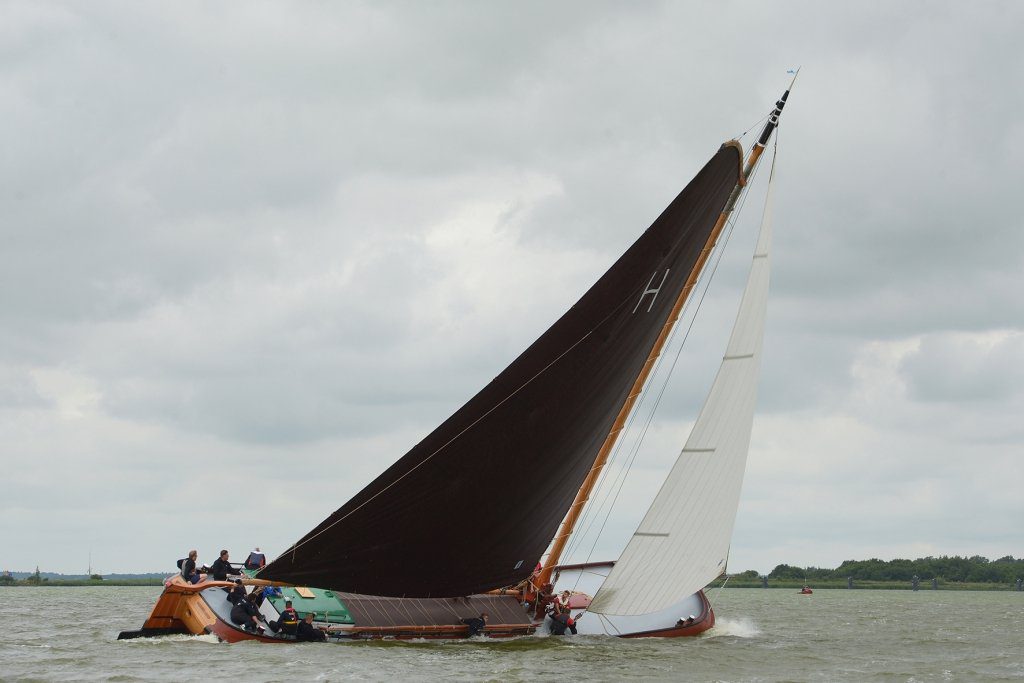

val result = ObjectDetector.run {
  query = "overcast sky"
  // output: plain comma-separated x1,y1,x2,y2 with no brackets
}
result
2,1,1022,577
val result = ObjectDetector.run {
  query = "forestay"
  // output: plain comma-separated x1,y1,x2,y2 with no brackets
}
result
588,154,777,617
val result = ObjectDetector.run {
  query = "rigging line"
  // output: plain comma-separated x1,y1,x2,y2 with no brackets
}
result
282,328,592,554
555,266,706,566
558,357,669,560
560,246,709,563
570,220,737,581
770,120,782,183
598,611,623,636
438,596,465,621
561,181,757,566
582,182,754,559
370,595,398,627
582,138,779,600
407,598,431,627
572,158,767,579
395,597,416,626
563,141,774,559
708,573,731,612
560,192,744,561
734,111,772,145
291,248,656,558
549,165,765,567
559,265,700,563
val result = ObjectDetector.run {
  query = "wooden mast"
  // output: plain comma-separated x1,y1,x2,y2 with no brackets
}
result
537,77,797,590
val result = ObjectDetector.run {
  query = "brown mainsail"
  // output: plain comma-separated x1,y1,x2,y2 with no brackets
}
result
260,143,744,597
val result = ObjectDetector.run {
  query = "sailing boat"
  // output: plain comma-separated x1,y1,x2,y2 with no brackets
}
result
119,78,794,642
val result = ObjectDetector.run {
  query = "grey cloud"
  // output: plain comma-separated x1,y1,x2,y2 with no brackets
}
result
900,332,1024,403
0,366,50,409
3,0,1023,573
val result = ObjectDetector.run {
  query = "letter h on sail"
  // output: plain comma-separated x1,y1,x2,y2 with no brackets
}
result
632,269,670,314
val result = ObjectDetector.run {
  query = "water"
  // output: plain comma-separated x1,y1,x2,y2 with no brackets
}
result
1,586,1021,681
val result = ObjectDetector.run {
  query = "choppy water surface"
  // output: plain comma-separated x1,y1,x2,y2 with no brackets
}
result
1,586,1021,681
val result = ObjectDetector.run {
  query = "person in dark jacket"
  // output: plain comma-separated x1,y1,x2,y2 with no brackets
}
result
230,593,265,633
548,611,577,635
225,579,247,606
180,550,202,584
295,613,326,642
209,550,241,582
461,612,488,637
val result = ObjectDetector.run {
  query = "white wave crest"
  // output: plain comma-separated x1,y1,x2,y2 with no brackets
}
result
708,617,760,638
122,633,221,645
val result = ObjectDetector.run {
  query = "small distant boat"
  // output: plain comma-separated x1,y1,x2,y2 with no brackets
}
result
119,76,797,643
799,586,813,594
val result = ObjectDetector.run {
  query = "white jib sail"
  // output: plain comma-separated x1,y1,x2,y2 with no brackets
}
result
588,161,777,618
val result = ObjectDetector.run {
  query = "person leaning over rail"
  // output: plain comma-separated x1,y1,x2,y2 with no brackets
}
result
461,612,489,637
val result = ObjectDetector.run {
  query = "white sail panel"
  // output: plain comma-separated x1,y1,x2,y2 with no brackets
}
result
589,168,776,617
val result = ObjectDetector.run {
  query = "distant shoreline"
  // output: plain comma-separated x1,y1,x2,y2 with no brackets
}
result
1,578,1022,591
4,554,1022,591
0,578,166,587
719,578,1022,591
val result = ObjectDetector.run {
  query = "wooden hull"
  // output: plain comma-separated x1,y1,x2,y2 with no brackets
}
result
119,576,535,642
618,592,715,638
551,562,716,637
117,577,220,639
120,573,714,642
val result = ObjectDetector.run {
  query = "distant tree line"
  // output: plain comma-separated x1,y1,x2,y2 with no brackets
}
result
762,555,1023,583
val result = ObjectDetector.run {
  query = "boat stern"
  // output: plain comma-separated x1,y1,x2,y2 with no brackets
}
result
117,576,218,640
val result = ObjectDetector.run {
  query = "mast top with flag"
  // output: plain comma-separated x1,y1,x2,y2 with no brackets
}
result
756,68,799,148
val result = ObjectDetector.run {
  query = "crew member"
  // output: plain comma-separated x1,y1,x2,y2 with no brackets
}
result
230,593,265,633
245,547,267,570
270,598,300,635
548,592,578,636
209,549,242,582
257,584,282,608
548,611,577,636
180,550,202,584
461,612,489,637
553,590,572,615
295,613,327,642
226,578,247,605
